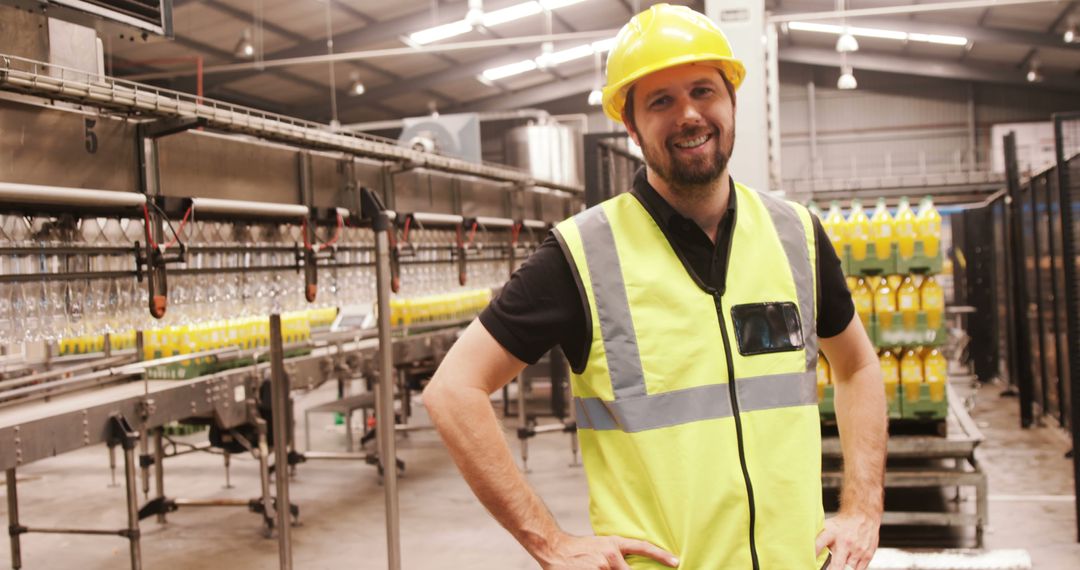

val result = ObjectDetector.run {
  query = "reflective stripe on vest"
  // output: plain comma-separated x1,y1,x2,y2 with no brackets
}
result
569,194,817,434
757,191,818,372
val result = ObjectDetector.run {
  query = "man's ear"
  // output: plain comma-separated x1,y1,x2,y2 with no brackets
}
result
622,116,641,146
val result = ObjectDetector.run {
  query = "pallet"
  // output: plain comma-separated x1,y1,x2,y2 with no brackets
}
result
821,384,987,547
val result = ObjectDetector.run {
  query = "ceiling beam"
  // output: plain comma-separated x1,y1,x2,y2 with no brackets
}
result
192,0,404,118
448,70,595,112
295,41,569,116
112,17,400,119
779,46,1080,92
188,0,537,91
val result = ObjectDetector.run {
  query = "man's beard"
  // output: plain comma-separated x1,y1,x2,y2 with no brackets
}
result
641,124,734,197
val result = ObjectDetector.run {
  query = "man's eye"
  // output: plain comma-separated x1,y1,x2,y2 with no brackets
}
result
693,87,715,97
649,96,671,108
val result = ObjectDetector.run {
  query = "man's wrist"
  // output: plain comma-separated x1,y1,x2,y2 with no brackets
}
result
520,525,566,564
839,501,883,523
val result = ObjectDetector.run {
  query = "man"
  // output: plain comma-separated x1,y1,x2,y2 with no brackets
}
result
423,4,887,569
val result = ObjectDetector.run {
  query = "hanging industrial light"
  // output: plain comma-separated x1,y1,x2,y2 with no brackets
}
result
348,73,366,96
1064,20,1077,43
234,28,255,59
1025,61,1044,83
837,64,857,90
587,50,603,106
466,0,485,26
836,29,859,53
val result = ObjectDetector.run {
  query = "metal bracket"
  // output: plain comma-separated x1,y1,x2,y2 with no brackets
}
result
359,187,400,292
107,415,139,451
137,497,177,521
138,118,207,140
135,118,205,320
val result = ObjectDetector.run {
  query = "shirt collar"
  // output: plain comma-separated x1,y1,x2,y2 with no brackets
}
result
630,167,737,231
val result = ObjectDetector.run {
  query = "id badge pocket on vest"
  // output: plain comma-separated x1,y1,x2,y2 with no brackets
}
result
730,302,804,356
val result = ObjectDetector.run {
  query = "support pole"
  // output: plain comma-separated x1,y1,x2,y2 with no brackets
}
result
256,420,274,535
268,314,294,570
1003,132,1036,427
6,469,22,569
108,444,119,487
153,429,166,524
121,432,143,569
373,213,402,570
517,373,529,471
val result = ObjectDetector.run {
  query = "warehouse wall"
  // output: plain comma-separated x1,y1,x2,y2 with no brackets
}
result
779,62,1080,186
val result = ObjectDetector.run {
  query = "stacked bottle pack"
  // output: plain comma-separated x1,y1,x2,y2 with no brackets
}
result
813,196,948,422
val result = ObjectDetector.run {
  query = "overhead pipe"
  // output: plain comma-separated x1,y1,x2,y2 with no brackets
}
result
189,197,309,219
0,182,146,209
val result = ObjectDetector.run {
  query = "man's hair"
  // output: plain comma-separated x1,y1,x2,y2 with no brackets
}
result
622,69,736,135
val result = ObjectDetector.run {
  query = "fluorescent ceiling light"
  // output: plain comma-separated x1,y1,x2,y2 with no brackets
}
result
591,37,616,52
788,21,966,46
408,20,473,45
479,37,615,82
407,0,593,46
541,0,588,8
546,43,594,65
483,59,538,80
483,2,542,27
907,32,969,46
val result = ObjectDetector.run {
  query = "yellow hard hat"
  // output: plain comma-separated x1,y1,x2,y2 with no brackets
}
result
601,3,746,122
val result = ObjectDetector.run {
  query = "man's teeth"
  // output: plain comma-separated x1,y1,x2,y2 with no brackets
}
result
674,134,710,149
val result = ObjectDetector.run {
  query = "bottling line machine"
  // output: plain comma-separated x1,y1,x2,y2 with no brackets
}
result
0,45,582,570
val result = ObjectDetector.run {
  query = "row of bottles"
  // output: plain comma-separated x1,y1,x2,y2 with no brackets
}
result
815,196,942,261
389,288,492,327
817,346,947,404
58,307,337,358
849,274,945,330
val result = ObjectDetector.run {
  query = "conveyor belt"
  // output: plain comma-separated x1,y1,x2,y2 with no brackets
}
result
0,325,461,472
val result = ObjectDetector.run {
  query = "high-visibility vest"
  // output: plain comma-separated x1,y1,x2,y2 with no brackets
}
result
553,182,826,569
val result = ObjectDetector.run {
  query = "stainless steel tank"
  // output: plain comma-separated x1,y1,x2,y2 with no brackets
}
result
504,123,583,189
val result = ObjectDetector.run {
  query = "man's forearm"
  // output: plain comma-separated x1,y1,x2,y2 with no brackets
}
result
833,361,887,517
424,380,563,561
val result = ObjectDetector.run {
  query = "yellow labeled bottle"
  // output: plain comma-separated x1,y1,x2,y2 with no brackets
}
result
823,201,848,256
848,200,871,261
845,276,858,293
921,276,944,330
916,195,942,258
852,277,874,329
923,348,947,402
873,276,897,329
870,198,895,261
817,354,830,401
897,276,920,329
900,347,925,403
895,197,917,260
879,349,900,405
886,274,903,293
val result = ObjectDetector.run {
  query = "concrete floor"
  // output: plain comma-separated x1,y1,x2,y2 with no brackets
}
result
1,379,1078,569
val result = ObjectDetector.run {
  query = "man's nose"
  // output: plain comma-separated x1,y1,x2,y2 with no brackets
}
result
675,99,705,126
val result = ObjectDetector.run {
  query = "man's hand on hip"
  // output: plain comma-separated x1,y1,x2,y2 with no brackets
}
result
538,533,679,570
815,511,880,570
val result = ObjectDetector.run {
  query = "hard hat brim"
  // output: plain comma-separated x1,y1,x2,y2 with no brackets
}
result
601,55,746,123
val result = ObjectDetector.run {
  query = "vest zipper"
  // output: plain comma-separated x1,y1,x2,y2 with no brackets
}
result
714,292,760,570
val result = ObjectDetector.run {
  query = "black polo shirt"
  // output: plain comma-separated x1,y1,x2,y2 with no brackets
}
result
479,170,854,372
